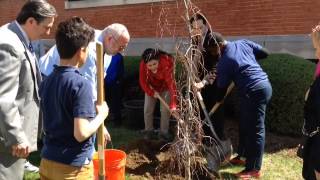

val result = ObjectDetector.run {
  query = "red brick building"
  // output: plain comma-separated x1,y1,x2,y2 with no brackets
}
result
1,0,320,58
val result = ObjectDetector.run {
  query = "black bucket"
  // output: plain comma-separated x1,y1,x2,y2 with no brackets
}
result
123,99,144,129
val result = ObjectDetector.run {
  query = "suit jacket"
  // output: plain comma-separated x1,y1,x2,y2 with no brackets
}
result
0,21,40,153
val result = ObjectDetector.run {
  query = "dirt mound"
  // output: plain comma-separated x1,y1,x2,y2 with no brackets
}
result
123,139,181,179
121,138,217,179
121,119,302,179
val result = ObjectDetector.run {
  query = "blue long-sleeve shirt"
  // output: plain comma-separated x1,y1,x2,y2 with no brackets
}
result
217,39,269,95
39,30,112,100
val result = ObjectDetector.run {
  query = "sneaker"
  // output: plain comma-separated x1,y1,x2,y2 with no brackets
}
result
229,156,246,165
235,169,261,179
24,161,39,173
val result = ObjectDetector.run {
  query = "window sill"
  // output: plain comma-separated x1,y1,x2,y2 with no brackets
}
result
65,0,173,9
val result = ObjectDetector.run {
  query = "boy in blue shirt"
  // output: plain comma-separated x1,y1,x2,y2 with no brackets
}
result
201,32,272,178
39,17,109,179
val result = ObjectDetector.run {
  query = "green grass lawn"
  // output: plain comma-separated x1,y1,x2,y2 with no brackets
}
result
219,149,302,179
24,124,303,180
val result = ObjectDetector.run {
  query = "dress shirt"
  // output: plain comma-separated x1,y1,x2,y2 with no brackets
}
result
39,30,111,100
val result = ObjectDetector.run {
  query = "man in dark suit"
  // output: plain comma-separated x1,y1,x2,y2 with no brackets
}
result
0,1,57,179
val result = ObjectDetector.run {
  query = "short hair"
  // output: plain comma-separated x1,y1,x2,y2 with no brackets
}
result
16,0,57,24
141,48,171,63
102,23,130,41
204,32,225,49
55,17,95,59
189,13,207,26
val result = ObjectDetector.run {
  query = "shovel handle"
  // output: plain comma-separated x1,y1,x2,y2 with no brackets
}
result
96,42,105,180
208,82,235,116
157,95,181,121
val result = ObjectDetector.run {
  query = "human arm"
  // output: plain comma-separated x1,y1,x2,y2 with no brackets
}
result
105,53,124,85
244,40,269,60
254,47,269,60
103,126,111,142
74,101,109,142
139,60,155,96
39,45,60,76
315,170,320,180
216,56,235,88
0,44,30,157
163,56,178,110
194,72,216,90
303,77,320,136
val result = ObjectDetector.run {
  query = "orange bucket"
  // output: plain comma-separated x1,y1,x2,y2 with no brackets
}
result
92,149,126,180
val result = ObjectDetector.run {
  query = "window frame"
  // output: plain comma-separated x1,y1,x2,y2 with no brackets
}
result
65,0,173,9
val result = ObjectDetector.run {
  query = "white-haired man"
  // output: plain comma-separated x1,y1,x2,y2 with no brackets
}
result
39,23,130,100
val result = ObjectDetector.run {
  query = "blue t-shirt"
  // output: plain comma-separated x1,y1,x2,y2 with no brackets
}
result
217,39,269,95
39,66,96,167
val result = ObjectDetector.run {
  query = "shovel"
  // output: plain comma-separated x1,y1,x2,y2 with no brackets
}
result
196,91,233,176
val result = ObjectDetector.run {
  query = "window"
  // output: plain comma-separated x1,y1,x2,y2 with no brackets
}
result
65,0,173,9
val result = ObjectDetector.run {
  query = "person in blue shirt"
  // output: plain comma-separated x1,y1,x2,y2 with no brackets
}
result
39,17,109,179
105,53,124,127
203,32,272,178
39,23,130,100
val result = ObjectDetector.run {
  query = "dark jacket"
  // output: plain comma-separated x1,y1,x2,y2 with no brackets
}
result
303,76,320,137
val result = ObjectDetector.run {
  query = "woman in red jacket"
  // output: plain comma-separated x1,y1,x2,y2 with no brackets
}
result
139,48,177,140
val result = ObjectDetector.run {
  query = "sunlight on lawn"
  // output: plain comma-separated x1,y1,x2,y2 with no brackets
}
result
219,149,303,180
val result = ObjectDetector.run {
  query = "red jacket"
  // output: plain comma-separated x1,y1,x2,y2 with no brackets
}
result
139,55,177,109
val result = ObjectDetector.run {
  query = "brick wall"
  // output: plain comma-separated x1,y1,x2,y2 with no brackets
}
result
1,0,320,38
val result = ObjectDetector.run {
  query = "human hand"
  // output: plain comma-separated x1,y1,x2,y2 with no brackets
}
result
103,126,111,147
11,142,29,158
96,101,109,120
204,72,216,84
153,91,160,99
170,108,179,118
194,81,206,90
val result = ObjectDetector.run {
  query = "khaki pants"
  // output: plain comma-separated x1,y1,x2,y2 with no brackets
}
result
39,158,93,180
144,91,171,134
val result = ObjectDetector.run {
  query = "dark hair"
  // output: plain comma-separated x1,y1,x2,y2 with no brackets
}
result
16,0,57,25
189,13,207,26
141,48,171,63
55,17,95,59
204,32,225,49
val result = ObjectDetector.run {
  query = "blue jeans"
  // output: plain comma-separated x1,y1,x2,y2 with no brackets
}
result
238,80,272,171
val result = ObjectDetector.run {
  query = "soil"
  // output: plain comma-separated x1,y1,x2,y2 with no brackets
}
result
119,119,303,180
